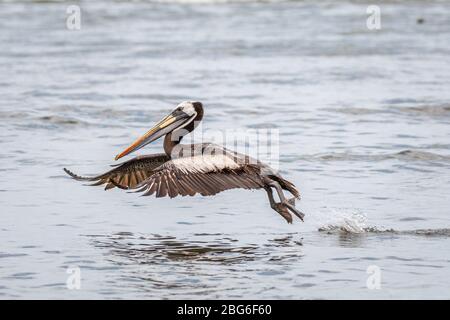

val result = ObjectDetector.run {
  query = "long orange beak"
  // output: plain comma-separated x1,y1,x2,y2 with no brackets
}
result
115,114,178,161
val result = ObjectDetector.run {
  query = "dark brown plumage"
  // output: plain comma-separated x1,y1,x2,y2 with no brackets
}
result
136,163,265,198
64,154,169,190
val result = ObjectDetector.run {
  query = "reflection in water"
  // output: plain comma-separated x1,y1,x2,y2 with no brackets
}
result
85,228,450,297
87,232,304,296
89,232,303,264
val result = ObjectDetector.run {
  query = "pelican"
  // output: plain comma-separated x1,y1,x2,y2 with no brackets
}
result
64,101,305,223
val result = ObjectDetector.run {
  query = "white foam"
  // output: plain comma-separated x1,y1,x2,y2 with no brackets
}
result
315,208,369,234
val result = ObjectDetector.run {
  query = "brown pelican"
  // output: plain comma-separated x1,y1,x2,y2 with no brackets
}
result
64,101,304,223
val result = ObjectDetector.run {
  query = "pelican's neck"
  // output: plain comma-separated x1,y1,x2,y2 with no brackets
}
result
163,131,182,157
163,108,203,158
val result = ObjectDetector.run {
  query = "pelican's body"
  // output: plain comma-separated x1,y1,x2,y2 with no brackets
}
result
64,101,304,223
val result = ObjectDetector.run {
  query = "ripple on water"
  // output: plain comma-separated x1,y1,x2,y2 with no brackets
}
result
85,232,304,296
295,150,450,163
319,226,450,238
0,253,28,259
326,103,450,118
89,233,260,263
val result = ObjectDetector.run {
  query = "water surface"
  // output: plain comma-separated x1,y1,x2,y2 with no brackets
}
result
1,0,450,299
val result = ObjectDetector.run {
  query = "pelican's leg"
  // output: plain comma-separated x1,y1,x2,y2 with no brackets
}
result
269,182,305,221
287,197,296,206
265,187,292,223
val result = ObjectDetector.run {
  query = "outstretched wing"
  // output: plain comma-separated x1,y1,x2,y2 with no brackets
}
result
134,154,265,198
64,154,170,190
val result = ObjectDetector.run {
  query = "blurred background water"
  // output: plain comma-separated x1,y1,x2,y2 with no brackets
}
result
1,0,450,299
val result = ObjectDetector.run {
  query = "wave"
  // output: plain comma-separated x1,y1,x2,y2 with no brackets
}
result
327,103,450,117
38,115,83,126
320,225,450,237
296,150,450,163
317,209,450,237
315,208,369,234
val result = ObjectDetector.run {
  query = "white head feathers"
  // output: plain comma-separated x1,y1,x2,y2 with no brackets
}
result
176,101,197,117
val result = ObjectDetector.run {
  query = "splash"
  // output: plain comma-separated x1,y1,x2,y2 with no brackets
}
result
316,208,450,237
316,208,371,234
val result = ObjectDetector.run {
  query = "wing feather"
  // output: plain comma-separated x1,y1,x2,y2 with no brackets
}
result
65,153,266,198
63,154,169,190
136,154,264,198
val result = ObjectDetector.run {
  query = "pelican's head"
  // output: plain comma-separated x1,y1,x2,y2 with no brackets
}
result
115,101,203,160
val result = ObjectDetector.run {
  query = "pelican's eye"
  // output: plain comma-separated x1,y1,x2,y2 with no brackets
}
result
173,106,183,115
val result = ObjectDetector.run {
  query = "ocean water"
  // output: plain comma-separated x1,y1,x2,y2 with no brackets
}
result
1,0,450,299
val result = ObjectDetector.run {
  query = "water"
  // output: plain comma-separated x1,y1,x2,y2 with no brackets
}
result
1,0,450,299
